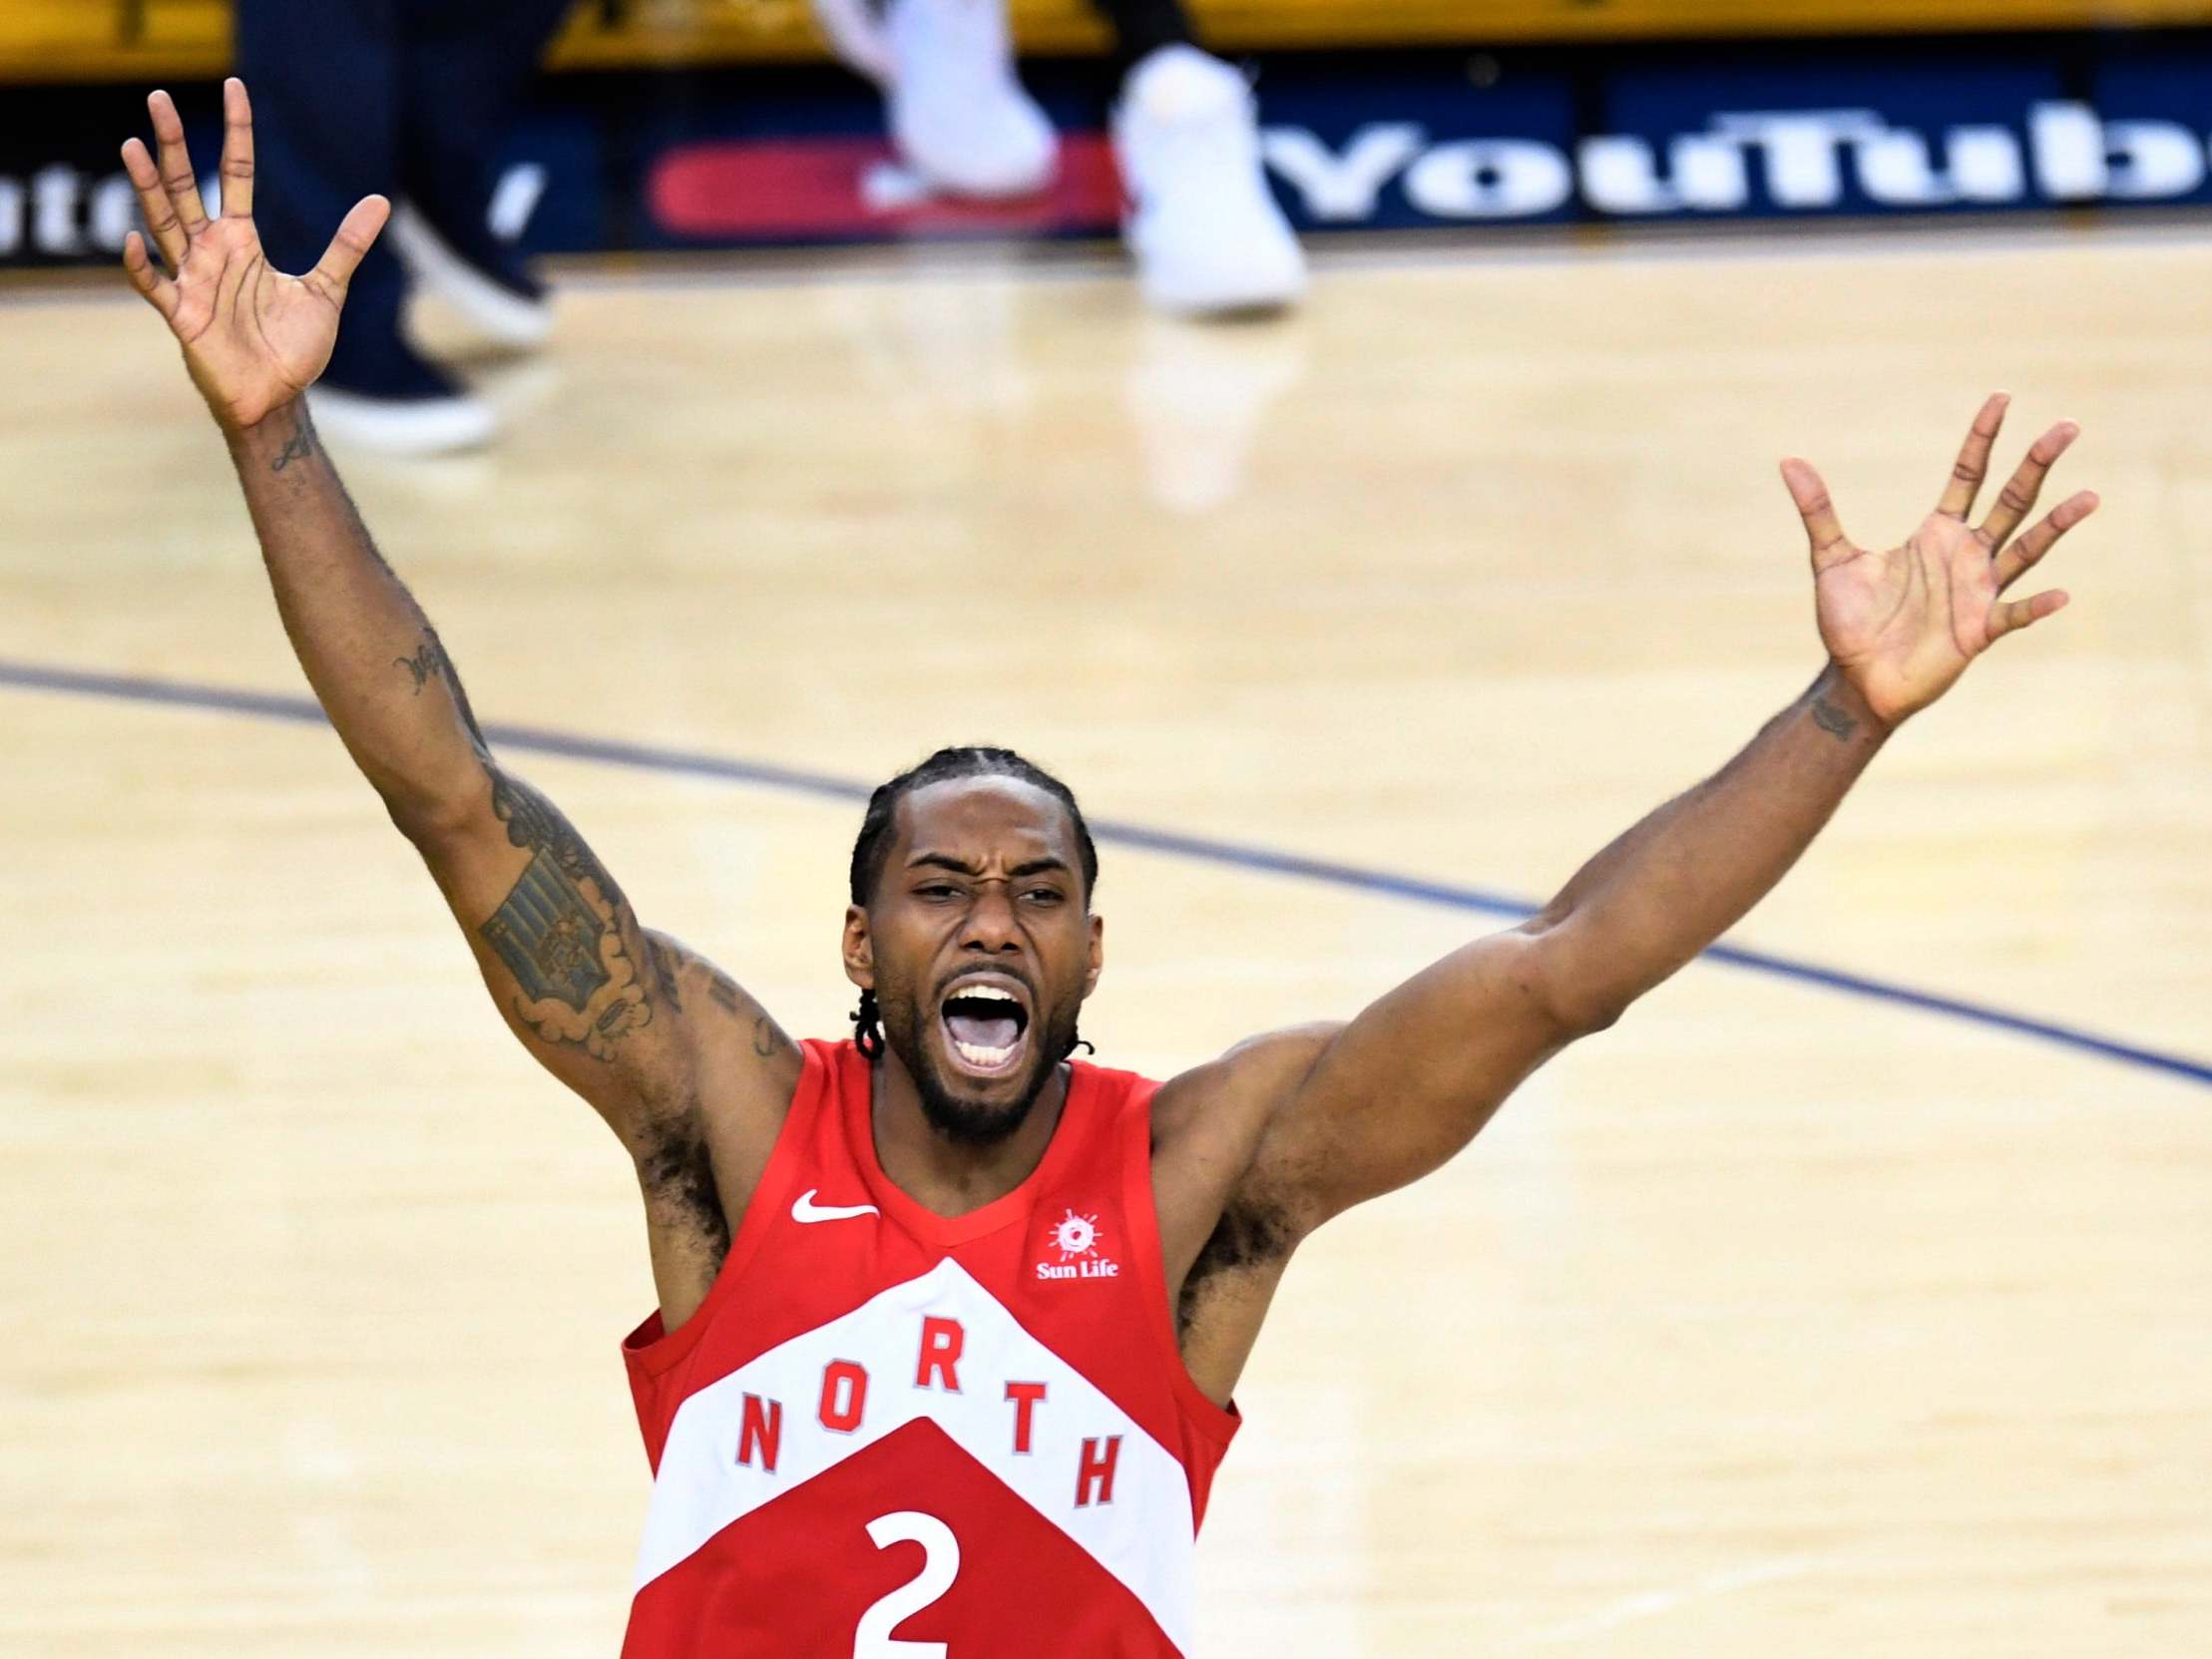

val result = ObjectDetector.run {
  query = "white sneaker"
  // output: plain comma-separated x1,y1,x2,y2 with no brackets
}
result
1114,46,1306,316
880,0,1057,199
306,385,497,457
389,202,553,353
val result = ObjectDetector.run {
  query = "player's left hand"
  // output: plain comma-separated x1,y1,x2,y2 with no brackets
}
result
1783,394,2098,727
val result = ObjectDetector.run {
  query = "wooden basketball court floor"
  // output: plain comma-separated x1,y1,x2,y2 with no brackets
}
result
2,223,2207,1657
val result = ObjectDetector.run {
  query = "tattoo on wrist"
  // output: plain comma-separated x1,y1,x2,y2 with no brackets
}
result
1810,694,1858,742
269,409,316,474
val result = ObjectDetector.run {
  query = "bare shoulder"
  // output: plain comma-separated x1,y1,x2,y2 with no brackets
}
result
625,931,807,1332
1151,1021,1345,1155
1148,1023,1345,1404
637,934,803,1202
1149,1022,1344,1274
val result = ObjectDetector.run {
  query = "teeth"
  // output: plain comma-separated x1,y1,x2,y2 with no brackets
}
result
951,986,1018,1005
954,1038,1017,1067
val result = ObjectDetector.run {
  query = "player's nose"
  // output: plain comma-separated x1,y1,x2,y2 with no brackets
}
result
958,885,1023,952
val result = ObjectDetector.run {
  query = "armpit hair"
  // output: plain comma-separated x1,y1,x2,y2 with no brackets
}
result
636,1110,730,1271
1176,1193,1295,1339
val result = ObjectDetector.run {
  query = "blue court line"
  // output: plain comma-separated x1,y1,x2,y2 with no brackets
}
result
5,653,2206,1090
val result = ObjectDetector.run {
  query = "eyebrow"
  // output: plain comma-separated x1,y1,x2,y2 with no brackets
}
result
906,853,1072,880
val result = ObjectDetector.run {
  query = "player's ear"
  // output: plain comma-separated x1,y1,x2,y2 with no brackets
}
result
842,904,875,991
1082,912,1104,999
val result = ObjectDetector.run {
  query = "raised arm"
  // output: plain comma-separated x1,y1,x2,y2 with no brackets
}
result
119,84,799,1198
1240,396,2098,1234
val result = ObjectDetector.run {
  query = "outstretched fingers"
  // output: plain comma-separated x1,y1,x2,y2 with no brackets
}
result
1989,587,2069,640
306,195,392,304
1781,457,1853,568
120,137,187,269
1994,488,2098,592
1980,419,2078,548
1936,392,2009,521
146,89,211,238
121,230,180,319
219,77,255,219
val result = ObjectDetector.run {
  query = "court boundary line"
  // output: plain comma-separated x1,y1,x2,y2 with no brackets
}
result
9,212,2211,310
5,653,2205,1090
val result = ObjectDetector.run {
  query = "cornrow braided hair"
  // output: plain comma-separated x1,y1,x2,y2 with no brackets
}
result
852,988,887,1060
848,746,1100,1062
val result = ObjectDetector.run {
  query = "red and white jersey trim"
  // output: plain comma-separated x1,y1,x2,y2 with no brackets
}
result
633,1255,1199,1655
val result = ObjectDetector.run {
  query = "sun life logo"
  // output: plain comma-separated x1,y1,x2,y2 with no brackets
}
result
1038,1208,1119,1283
1053,1209,1100,1260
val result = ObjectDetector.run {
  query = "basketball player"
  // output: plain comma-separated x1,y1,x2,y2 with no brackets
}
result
121,82,2097,1656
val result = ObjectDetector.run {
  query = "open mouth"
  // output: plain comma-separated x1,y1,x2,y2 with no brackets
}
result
939,980,1033,1078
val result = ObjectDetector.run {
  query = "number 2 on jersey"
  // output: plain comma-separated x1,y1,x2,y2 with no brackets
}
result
854,1510,961,1658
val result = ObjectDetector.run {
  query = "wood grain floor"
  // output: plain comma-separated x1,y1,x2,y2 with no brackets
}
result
2,226,2207,1657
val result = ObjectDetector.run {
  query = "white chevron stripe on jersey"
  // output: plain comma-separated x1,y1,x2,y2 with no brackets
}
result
634,1257,1198,1652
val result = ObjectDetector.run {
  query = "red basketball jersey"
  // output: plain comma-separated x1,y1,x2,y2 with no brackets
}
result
620,1038,1239,1657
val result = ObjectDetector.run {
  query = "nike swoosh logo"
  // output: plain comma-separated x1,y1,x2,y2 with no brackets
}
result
791,1188,880,1224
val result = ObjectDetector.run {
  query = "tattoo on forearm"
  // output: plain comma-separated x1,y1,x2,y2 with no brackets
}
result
269,410,317,474
393,630,454,694
390,625,489,747
1810,695,1859,742
478,769,651,1059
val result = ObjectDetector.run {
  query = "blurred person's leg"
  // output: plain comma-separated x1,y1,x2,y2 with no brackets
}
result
812,0,1055,198
811,0,1301,314
388,0,573,350
1097,0,1306,315
1094,0,1191,62
233,0,495,452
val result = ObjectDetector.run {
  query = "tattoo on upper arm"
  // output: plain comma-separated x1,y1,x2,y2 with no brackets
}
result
478,770,652,1060
481,849,617,1012
646,935,686,1011
646,932,788,1058
1810,694,1859,742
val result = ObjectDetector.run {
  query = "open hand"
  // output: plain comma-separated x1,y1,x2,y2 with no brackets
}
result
121,78,389,432
1783,395,2098,727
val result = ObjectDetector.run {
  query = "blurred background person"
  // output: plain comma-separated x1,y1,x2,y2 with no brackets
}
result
811,0,1306,315
234,0,572,454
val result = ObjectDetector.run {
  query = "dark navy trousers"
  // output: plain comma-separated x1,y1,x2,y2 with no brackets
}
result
233,0,572,394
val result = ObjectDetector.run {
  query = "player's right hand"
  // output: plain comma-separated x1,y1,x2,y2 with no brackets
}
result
121,78,389,434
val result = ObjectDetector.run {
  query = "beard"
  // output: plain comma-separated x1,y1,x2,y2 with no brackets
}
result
880,985,1084,1146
